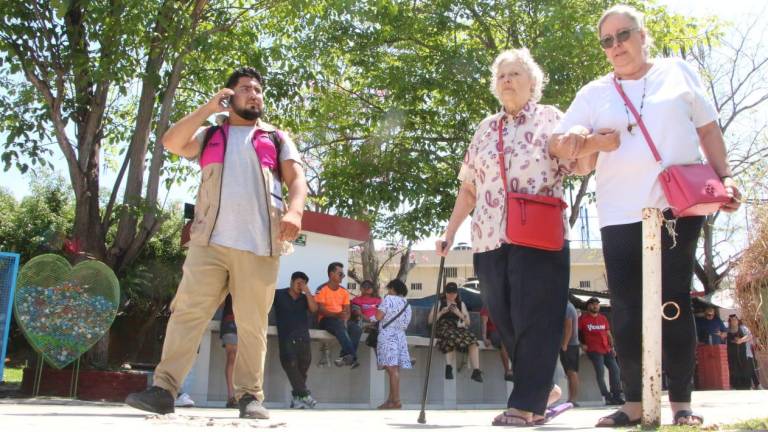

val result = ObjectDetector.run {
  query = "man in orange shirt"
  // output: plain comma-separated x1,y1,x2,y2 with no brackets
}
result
315,262,362,368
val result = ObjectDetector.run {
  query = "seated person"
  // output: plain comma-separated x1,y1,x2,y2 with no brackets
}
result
481,305,512,381
351,279,382,328
315,262,362,368
428,282,483,382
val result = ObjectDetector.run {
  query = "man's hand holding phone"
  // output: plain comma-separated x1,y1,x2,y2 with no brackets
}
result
204,88,235,115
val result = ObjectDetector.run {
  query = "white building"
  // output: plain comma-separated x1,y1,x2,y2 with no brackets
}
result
350,247,608,298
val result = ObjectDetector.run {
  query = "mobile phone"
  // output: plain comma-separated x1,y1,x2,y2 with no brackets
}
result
220,95,232,108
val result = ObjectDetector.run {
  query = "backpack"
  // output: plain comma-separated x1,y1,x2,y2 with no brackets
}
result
201,124,284,180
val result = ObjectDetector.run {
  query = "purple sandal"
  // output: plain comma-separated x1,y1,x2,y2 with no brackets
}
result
533,401,574,425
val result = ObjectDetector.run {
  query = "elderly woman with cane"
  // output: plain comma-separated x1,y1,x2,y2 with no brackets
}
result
437,48,575,426
550,4,741,427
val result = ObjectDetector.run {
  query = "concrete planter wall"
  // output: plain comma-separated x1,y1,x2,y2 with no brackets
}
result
21,367,150,401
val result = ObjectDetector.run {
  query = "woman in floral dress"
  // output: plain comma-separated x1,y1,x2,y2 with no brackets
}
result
375,279,412,409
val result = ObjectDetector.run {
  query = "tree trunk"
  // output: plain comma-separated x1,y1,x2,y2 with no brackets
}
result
85,333,110,369
360,237,380,285
110,2,173,271
395,242,415,283
568,173,593,228
697,214,722,294
72,147,107,261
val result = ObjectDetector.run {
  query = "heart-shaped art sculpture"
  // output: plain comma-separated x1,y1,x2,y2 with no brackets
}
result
14,254,119,369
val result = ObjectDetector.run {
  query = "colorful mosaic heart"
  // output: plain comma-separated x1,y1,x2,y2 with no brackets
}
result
14,254,119,369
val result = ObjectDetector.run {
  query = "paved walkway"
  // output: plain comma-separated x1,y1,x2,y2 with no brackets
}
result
1,390,767,431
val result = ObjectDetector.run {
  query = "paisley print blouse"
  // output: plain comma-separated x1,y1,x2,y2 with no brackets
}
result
458,102,575,253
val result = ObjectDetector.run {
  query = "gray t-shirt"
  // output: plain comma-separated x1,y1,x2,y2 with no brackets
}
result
194,124,301,256
565,302,580,346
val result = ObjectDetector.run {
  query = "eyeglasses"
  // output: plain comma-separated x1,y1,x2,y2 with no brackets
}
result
235,84,262,94
599,27,638,49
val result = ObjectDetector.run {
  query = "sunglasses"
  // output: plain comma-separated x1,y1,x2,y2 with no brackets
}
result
600,27,638,49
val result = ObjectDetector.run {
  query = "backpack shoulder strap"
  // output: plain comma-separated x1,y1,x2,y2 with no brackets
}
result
268,130,283,181
200,125,221,157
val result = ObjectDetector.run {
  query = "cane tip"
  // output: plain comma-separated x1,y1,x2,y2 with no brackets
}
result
417,413,426,424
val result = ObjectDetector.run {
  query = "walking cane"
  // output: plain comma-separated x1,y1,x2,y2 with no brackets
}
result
418,244,447,424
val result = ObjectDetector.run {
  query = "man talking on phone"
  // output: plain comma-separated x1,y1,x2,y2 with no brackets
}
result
126,67,307,419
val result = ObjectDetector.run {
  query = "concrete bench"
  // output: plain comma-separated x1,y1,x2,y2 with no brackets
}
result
183,305,606,408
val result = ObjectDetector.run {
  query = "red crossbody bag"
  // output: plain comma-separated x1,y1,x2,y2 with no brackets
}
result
497,116,567,251
612,77,729,217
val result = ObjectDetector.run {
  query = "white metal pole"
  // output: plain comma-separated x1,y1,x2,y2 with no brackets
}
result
641,208,663,427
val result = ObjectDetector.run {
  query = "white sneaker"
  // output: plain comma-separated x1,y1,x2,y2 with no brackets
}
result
174,392,195,407
290,396,305,409
299,395,317,408
239,395,270,419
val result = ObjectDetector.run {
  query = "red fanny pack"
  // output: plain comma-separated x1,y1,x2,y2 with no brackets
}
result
497,116,567,251
613,77,729,217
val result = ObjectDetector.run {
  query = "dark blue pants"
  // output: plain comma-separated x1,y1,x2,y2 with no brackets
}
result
601,216,703,402
587,351,623,399
318,317,362,360
474,243,570,415
278,337,312,397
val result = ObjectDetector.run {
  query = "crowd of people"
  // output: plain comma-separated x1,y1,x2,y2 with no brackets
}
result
123,3,745,427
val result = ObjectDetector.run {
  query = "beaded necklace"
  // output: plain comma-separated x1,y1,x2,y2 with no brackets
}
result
617,76,647,135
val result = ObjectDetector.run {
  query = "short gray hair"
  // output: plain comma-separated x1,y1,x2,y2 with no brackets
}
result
598,4,653,58
489,48,547,104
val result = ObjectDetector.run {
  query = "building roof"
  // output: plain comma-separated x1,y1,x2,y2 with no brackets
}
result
301,210,370,242
182,210,370,247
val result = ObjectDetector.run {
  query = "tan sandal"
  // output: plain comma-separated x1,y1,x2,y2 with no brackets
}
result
492,411,532,426
377,400,402,409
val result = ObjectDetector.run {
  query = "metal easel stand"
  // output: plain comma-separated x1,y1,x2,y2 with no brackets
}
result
31,353,81,399
69,357,81,399
32,353,43,397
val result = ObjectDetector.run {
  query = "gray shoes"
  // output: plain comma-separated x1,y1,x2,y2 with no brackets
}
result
125,386,175,414
290,394,318,409
238,394,270,419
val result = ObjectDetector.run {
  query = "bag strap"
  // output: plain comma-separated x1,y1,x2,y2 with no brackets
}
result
612,76,662,163
268,130,283,181
381,299,408,330
200,125,224,158
497,115,511,194
200,123,284,180
496,115,566,210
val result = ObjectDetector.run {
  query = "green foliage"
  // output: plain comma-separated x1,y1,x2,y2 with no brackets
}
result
656,417,768,432
257,0,715,240
120,204,186,314
0,172,74,262
0,0,720,251
1,366,23,383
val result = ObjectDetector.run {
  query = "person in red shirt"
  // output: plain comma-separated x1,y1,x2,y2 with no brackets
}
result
351,280,382,324
578,297,624,405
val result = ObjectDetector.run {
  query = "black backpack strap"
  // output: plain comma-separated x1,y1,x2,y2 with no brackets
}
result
200,125,221,158
268,130,283,181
